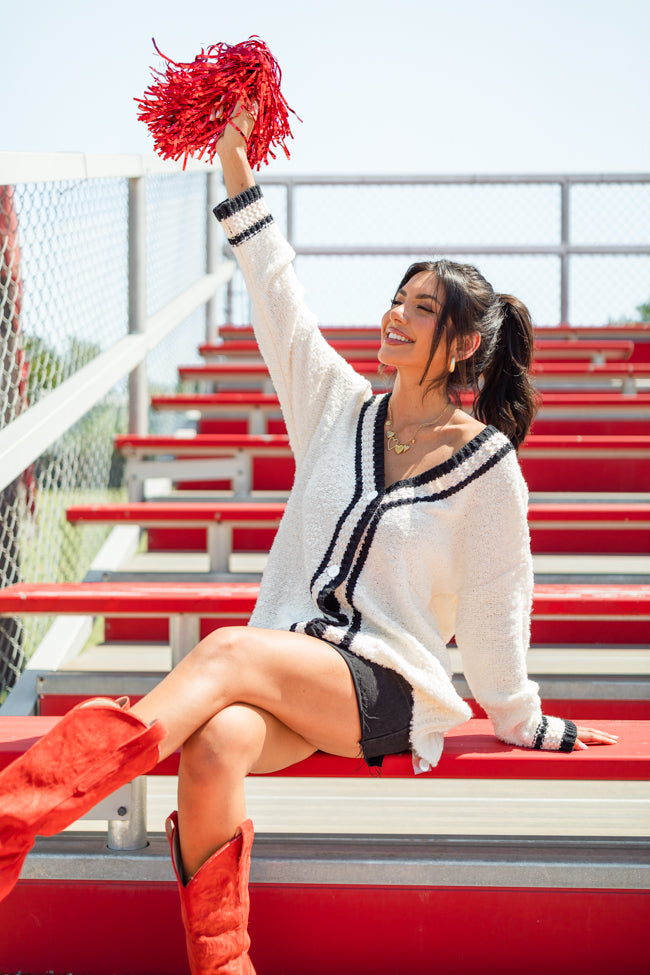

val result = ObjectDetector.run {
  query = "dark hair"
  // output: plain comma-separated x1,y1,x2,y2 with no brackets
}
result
394,260,539,449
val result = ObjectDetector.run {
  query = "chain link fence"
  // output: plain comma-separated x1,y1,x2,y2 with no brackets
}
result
145,172,210,433
0,167,219,693
226,177,650,328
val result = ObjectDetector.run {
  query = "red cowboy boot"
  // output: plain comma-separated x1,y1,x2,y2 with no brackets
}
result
0,696,165,902
166,811,256,974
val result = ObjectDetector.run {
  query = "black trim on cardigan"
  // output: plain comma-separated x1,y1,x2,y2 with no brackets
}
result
300,395,385,641
213,185,274,248
309,395,375,596
213,184,263,221
380,439,513,512
559,720,578,752
225,214,275,248
532,716,549,749
303,397,516,651
380,404,509,493
374,393,390,492
341,430,515,645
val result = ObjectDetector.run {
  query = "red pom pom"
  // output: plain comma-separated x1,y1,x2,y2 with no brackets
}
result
135,36,300,170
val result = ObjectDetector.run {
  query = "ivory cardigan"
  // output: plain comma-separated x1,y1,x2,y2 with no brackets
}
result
214,185,577,769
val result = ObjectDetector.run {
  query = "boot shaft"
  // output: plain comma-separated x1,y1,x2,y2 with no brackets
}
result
0,697,165,903
167,811,256,975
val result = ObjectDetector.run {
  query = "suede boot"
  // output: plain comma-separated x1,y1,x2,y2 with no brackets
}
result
0,696,165,902
166,810,256,975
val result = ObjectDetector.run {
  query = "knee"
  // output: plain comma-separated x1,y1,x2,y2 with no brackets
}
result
185,625,248,678
180,705,265,781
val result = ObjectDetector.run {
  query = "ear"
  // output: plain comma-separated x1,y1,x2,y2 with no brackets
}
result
453,331,481,362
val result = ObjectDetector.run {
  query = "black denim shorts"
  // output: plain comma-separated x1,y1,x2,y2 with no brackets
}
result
331,645,414,768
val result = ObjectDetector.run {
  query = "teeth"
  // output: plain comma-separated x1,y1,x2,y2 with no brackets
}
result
387,330,411,343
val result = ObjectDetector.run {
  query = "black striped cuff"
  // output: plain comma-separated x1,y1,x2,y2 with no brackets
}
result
213,185,274,247
532,716,578,752
559,720,578,752
532,716,548,749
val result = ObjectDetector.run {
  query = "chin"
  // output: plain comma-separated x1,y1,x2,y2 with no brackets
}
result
378,348,406,371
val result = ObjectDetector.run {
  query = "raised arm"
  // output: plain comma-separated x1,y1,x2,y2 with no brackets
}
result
213,102,257,197
212,105,369,462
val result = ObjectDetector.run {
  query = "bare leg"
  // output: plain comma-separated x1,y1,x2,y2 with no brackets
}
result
129,626,362,873
130,626,361,761
177,704,317,878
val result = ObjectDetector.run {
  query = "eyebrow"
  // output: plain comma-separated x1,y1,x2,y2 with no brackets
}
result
396,289,441,306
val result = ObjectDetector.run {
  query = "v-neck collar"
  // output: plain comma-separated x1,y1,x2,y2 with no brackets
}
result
373,393,501,493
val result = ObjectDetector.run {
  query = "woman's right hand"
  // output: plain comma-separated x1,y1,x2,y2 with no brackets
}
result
213,100,257,154
213,100,257,198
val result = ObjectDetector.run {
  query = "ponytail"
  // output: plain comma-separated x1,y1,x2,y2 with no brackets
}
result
473,294,540,449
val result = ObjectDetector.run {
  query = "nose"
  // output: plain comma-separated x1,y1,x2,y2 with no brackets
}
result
390,302,406,322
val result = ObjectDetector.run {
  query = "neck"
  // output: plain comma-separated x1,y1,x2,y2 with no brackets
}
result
388,375,450,428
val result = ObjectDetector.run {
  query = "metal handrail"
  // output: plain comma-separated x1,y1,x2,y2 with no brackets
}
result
258,172,650,324
0,157,234,492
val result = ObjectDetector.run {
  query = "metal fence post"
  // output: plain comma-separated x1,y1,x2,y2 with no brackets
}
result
286,179,294,247
560,180,570,325
128,176,148,435
206,171,220,343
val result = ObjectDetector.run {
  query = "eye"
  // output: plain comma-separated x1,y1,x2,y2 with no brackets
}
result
418,305,435,314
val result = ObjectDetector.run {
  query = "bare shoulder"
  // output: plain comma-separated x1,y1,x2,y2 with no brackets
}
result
448,409,487,450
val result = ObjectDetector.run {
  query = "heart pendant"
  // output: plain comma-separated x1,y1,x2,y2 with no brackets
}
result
394,443,409,454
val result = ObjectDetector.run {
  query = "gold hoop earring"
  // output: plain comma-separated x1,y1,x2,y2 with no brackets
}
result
449,356,456,373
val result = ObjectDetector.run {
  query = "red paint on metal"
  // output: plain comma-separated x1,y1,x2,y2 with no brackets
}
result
0,881,647,975
2,719,647,778
37,695,650,721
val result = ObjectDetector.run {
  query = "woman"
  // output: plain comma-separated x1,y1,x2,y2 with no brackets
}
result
0,107,617,974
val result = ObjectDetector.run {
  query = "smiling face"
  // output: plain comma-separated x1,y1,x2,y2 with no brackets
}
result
378,271,449,378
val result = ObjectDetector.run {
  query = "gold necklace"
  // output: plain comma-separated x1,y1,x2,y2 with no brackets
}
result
385,400,453,454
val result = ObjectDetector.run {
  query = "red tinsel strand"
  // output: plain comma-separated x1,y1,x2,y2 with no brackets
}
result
135,36,300,170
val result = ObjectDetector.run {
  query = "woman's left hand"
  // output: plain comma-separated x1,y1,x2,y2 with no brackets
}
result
574,725,619,749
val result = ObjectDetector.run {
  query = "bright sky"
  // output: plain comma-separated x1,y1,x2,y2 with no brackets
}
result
3,0,649,175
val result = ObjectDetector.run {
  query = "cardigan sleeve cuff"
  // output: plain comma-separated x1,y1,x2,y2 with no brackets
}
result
213,184,274,247
531,715,577,752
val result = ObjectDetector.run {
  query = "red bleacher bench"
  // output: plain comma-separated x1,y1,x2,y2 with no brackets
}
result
216,320,650,345
114,432,650,494
198,338,635,363
178,359,650,393
0,715,646,780
115,431,293,497
519,433,650,491
531,391,650,435
530,360,650,391
151,391,285,435
200,338,384,362
0,582,648,663
67,500,286,570
66,500,650,556
151,390,650,437
527,502,650,553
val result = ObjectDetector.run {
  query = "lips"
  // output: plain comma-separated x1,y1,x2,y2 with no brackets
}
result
385,328,413,344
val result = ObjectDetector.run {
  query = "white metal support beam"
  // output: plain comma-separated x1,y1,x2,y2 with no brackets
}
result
0,263,235,493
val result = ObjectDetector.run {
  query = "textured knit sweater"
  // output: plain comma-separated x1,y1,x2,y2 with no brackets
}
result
214,185,577,770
